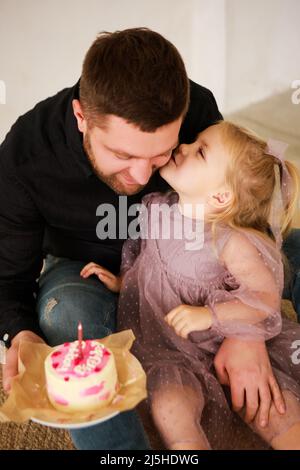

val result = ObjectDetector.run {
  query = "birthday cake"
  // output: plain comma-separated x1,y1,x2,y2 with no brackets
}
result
44,339,118,413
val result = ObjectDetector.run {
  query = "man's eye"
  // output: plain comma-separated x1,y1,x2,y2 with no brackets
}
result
116,155,131,161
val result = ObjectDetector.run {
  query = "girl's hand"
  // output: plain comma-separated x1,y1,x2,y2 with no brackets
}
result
165,304,212,339
80,262,122,293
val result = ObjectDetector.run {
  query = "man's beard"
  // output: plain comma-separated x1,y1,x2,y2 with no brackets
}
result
83,133,148,196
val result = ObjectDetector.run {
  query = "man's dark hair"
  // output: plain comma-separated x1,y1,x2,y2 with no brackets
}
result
79,27,190,131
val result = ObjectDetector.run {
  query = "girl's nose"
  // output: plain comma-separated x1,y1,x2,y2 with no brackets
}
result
178,143,189,156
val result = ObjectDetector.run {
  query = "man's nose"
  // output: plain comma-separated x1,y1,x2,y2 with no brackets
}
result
129,159,153,185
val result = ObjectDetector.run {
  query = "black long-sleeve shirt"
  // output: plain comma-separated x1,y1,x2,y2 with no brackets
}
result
0,79,222,343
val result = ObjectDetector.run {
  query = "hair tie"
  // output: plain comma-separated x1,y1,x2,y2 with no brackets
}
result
265,138,292,248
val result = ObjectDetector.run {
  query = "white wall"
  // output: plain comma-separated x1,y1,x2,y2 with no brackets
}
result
0,0,298,143
225,0,300,113
0,0,226,143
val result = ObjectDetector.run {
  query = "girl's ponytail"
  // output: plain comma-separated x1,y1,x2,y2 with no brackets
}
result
265,139,300,247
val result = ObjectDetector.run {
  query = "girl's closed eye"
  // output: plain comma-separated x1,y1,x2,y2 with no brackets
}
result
198,147,205,161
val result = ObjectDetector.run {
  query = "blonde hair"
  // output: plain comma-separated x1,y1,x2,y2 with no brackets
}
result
206,121,300,251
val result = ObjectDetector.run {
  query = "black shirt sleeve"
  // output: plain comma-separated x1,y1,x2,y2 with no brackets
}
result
0,123,46,345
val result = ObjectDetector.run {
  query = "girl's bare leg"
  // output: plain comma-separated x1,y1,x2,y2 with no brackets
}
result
150,384,211,450
248,390,300,450
271,422,300,450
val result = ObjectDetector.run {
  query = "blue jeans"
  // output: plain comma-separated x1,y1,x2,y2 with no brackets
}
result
282,228,300,320
36,254,151,450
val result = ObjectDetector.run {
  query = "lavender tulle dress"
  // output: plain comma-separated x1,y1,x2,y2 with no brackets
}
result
117,191,300,449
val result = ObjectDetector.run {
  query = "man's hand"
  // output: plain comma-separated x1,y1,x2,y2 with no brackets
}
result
80,262,122,293
2,330,45,393
165,304,212,339
214,337,286,428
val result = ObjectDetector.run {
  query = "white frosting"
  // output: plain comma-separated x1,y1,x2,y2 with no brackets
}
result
44,340,118,413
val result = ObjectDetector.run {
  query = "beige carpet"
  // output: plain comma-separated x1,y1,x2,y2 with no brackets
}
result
0,373,74,449
0,300,297,450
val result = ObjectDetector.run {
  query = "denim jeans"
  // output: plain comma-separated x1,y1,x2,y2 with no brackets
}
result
282,228,300,320
36,254,151,450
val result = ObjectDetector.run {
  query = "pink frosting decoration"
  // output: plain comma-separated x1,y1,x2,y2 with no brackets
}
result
51,351,62,357
50,340,111,378
81,381,105,397
99,391,111,401
52,394,69,406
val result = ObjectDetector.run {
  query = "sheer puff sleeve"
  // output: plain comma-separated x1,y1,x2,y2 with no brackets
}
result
207,229,283,341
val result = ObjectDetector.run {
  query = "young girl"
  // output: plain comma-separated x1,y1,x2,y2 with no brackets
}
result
81,121,300,450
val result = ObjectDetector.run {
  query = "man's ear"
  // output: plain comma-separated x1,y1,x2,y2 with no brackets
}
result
207,187,232,210
72,99,87,133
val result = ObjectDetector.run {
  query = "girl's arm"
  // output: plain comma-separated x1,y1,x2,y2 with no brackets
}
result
166,230,282,341
211,232,286,428
210,230,282,340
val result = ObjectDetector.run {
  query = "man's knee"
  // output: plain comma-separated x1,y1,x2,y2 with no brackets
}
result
282,229,300,273
282,229,300,320
36,281,118,346
292,273,300,321
70,410,151,450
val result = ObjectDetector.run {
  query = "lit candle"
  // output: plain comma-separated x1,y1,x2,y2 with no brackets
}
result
78,321,83,359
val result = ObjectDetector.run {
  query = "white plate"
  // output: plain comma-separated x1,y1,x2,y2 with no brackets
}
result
31,410,119,430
